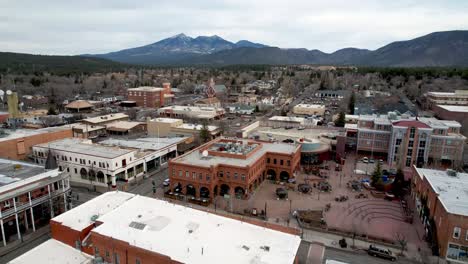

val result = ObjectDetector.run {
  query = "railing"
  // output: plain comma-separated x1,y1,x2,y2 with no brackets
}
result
0,188,69,219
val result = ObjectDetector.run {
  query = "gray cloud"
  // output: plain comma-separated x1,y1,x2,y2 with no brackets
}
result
0,0,467,54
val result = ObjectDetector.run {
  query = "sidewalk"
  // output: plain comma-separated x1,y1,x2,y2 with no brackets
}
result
301,228,423,263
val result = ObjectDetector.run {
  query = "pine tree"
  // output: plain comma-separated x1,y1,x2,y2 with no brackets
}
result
348,91,355,114
372,162,383,188
334,112,346,127
199,121,210,143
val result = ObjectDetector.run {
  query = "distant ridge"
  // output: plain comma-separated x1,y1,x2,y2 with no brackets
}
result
87,31,468,67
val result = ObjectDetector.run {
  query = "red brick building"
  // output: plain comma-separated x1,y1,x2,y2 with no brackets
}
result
0,126,73,160
412,167,468,262
44,192,301,264
127,83,173,108
168,138,301,202
433,105,468,130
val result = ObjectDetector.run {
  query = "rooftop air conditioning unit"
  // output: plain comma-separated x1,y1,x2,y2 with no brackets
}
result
447,169,457,177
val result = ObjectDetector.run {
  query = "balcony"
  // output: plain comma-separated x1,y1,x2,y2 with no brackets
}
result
0,188,70,219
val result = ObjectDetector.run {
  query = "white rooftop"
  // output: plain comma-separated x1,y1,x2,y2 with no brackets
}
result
269,116,306,123
82,113,128,124
415,168,468,216
8,239,93,264
437,105,468,113
294,103,325,108
52,191,136,231
93,195,301,264
128,86,164,92
174,139,299,168
35,138,133,159
177,123,219,132
99,137,187,151
152,117,183,123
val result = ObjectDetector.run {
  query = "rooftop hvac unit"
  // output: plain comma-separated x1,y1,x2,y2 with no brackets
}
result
446,169,457,177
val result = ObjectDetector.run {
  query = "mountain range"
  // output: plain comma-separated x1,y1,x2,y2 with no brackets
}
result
87,30,468,67
86,33,268,65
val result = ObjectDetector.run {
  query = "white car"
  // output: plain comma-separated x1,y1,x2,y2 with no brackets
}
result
362,157,369,163
163,178,170,187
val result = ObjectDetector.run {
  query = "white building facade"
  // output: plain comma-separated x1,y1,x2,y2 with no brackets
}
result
32,138,183,190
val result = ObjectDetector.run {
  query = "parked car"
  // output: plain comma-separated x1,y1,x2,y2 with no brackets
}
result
284,126,294,130
367,245,396,261
362,157,369,163
297,126,305,130
379,159,384,164
163,178,170,187
369,158,375,164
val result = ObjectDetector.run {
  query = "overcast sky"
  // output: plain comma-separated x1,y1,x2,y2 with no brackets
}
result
0,0,467,55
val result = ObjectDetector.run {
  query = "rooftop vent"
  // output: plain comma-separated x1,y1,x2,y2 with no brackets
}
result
447,169,457,177
260,246,270,252
129,221,146,230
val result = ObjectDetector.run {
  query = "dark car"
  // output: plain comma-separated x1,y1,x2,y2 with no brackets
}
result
368,245,396,261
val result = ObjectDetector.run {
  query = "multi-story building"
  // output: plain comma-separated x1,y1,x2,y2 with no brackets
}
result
13,191,300,264
412,167,468,262
32,137,186,191
344,113,465,172
147,117,220,143
433,105,468,130
0,127,73,160
425,90,468,109
158,105,226,120
293,104,326,116
0,158,70,247
168,138,301,201
127,83,173,108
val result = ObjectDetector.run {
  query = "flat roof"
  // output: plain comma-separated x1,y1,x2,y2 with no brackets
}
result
93,195,301,264
269,116,305,123
128,86,164,92
177,123,219,132
0,158,61,194
35,138,133,159
159,105,224,112
106,121,142,131
173,138,299,168
52,191,136,231
65,123,105,132
294,104,325,108
415,168,468,216
151,117,183,123
99,137,187,151
8,239,93,264
437,105,468,113
0,127,71,142
82,113,128,124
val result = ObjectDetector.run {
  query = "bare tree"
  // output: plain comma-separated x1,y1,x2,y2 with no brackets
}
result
394,232,407,256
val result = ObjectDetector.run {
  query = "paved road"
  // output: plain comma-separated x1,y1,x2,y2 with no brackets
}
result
324,247,417,264
127,167,169,196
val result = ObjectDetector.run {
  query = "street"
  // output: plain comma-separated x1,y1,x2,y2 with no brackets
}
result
323,247,417,264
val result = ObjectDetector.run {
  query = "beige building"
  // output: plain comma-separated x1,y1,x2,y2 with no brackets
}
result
81,113,129,126
425,90,468,109
147,118,221,143
293,104,326,116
